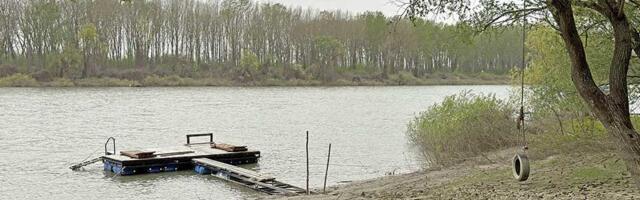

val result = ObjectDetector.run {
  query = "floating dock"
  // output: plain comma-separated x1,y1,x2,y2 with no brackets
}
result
102,144,261,175
71,134,307,196
100,134,261,176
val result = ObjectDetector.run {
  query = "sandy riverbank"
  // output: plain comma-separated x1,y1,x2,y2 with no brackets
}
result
270,149,639,200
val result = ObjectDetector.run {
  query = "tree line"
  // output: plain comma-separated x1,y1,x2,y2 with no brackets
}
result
0,0,524,84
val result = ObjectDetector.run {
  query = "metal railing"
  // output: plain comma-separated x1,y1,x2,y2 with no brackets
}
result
186,133,213,145
105,137,116,155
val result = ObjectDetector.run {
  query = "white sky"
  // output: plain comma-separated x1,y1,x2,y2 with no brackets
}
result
256,0,407,16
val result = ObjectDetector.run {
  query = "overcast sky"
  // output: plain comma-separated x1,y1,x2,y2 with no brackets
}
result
256,0,406,16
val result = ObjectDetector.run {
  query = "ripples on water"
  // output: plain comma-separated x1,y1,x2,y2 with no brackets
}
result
0,86,509,199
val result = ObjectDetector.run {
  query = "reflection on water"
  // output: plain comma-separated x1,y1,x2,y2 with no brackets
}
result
0,86,509,199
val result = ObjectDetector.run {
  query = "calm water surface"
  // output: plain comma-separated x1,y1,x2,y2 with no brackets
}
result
0,86,509,199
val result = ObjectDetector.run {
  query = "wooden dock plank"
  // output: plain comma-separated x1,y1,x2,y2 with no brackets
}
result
193,158,275,182
193,158,306,196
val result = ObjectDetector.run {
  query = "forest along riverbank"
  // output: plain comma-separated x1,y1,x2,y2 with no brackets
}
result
275,149,640,200
1,1,519,88
0,73,509,87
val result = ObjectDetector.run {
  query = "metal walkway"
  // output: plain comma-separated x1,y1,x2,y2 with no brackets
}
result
70,157,103,171
193,158,307,196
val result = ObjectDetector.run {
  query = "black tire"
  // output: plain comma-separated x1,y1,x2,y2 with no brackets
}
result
512,152,530,181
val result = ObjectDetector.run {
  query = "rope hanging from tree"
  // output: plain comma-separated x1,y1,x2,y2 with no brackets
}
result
513,0,530,182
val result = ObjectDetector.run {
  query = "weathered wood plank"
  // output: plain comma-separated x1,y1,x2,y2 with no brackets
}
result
120,150,156,159
193,158,275,182
213,143,248,152
154,151,195,157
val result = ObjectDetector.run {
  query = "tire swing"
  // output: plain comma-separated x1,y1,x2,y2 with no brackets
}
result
513,0,530,182
513,148,530,181
513,105,530,181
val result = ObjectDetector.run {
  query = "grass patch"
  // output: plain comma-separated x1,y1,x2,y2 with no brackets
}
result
142,75,187,86
437,152,635,199
142,75,235,86
74,77,138,87
0,73,40,87
572,167,615,181
571,157,626,182
43,78,76,87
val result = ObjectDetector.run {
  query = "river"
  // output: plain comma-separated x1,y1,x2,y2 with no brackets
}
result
0,86,509,199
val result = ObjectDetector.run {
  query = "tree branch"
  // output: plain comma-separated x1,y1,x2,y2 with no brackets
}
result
549,0,612,123
573,0,607,13
479,6,547,31
618,0,624,18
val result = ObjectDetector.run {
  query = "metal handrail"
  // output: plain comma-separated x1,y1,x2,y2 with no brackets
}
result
186,133,213,145
105,137,116,155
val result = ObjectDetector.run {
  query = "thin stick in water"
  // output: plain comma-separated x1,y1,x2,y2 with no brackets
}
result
306,131,310,195
323,143,332,193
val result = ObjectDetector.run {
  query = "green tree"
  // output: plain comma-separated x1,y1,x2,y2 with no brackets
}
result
408,0,640,185
79,23,98,78
48,44,82,79
240,49,260,80
313,36,344,81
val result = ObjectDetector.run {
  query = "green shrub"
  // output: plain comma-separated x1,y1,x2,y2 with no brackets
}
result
407,91,517,166
0,73,39,87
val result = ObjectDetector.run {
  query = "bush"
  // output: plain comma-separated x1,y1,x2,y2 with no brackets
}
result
0,73,39,87
32,70,53,82
0,64,18,77
407,91,517,166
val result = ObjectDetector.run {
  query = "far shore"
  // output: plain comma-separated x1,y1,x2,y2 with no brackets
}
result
0,74,510,88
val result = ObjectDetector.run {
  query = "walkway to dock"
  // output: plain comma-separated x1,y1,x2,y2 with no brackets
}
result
193,158,307,196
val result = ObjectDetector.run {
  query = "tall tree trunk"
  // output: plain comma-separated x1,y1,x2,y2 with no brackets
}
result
82,52,89,78
550,0,640,186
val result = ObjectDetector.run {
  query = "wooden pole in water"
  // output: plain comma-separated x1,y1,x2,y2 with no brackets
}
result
306,131,310,195
323,143,332,193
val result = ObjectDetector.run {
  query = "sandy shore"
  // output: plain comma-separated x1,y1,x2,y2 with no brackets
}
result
268,149,640,200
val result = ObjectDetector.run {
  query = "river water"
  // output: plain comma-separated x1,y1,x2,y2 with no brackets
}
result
0,86,509,199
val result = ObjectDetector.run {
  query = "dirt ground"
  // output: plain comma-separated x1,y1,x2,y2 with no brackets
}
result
267,149,640,200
